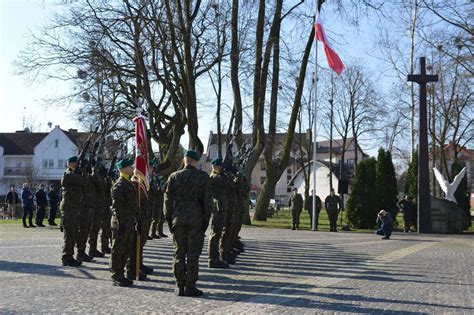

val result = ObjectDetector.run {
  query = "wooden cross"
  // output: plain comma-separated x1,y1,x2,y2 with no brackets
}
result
407,57,438,234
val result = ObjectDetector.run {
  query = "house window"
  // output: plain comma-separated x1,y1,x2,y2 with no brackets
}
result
287,187,292,193
287,168,292,174
43,159,54,168
260,163,265,171
287,175,292,181
54,139,59,148
58,160,67,168
260,177,266,184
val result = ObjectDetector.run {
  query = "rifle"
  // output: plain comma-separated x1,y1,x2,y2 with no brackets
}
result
222,127,242,174
107,143,124,179
88,127,108,173
75,126,99,173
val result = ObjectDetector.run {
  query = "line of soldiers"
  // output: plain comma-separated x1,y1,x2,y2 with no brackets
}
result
60,150,249,297
60,156,113,267
289,188,341,231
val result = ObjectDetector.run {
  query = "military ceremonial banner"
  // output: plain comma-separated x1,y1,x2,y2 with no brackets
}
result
133,115,150,191
314,12,345,75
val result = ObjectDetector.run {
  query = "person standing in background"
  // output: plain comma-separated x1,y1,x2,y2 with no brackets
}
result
21,183,35,228
35,183,48,227
47,184,60,226
5,186,20,220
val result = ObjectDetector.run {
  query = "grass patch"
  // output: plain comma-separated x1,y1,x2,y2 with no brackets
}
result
250,208,474,233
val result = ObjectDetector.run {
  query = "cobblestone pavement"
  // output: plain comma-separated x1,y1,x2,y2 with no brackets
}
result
0,224,473,314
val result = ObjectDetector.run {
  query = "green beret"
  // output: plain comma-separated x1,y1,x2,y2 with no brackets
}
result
211,158,223,166
184,150,200,161
68,156,78,163
116,158,134,169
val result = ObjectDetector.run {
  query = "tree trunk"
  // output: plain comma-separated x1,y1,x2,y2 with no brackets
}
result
230,0,244,147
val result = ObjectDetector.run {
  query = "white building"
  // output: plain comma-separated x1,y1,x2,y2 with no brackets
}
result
0,126,105,195
289,161,340,200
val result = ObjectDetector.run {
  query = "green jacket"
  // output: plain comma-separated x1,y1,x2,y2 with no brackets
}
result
164,165,213,227
111,175,137,225
210,171,231,213
61,168,87,206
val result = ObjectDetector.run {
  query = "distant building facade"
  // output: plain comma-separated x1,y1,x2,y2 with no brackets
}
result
0,126,114,195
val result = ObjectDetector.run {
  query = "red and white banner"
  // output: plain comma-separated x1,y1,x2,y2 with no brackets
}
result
133,115,150,191
314,12,345,75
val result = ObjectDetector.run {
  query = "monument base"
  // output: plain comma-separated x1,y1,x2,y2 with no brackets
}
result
430,196,469,234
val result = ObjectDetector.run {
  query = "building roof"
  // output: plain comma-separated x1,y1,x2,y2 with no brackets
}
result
0,132,49,155
0,128,93,156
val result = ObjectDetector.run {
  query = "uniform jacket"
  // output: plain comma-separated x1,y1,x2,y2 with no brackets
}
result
289,192,303,211
164,165,213,226
209,171,231,213
61,168,87,206
305,195,322,213
111,175,137,225
325,195,341,211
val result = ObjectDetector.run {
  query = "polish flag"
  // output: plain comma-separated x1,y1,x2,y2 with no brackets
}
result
133,115,150,191
314,12,345,75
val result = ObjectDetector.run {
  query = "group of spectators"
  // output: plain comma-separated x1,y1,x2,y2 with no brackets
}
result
4,183,60,227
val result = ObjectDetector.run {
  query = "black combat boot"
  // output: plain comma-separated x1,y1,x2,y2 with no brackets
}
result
291,224,296,230
158,233,168,238
89,249,105,258
62,259,82,267
112,277,131,287
150,233,160,239
184,285,203,297
76,252,94,262
226,254,236,265
175,286,185,296
141,264,154,275
209,260,229,268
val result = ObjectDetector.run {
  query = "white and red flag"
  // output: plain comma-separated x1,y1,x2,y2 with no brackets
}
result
133,114,150,191
314,12,345,75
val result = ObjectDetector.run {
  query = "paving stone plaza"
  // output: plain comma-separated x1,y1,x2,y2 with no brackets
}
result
0,224,473,314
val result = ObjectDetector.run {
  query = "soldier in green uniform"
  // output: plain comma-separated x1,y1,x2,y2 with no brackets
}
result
220,173,237,264
289,188,303,230
232,173,250,252
208,158,229,269
305,191,322,230
101,176,113,254
325,188,341,232
110,158,136,287
149,180,160,238
87,163,107,258
60,156,87,267
74,158,95,263
126,175,151,281
164,150,213,297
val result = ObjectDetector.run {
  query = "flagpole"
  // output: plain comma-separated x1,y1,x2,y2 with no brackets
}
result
136,173,141,280
311,12,319,232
